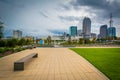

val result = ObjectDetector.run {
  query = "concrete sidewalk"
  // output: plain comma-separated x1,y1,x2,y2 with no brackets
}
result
0,48,109,80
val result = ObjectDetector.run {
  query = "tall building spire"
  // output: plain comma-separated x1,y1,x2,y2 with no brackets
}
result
109,13,113,27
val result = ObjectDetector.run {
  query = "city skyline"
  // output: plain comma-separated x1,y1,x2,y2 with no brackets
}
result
0,0,120,37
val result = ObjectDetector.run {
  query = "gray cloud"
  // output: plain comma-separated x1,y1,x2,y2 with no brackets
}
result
58,0,120,36
58,16,80,22
59,3,72,11
70,0,120,18
39,11,49,18
0,0,25,8
0,0,120,37
71,0,108,9
0,0,14,4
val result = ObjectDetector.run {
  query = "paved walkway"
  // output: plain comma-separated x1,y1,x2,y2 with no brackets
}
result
0,48,109,80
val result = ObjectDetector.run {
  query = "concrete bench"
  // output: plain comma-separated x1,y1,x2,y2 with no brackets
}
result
14,53,38,71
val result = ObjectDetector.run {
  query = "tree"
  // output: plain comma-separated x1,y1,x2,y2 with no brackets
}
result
79,38,85,44
0,21,4,39
18,38,26,46
6,39,18,47
47,36,51,45
91,38,96,43
85,39,90,44
0,39,5,47
72,39,78,45
68,36,71,44
25,39,33,45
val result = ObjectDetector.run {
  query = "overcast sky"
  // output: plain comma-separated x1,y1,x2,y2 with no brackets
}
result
0,0,120,37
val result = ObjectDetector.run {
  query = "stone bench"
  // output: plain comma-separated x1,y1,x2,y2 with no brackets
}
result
14,53,38,71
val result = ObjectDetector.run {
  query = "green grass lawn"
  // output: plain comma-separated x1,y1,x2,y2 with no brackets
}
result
70,48,120,80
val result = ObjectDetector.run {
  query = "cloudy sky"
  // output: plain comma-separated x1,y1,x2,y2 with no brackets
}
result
0,0,120,37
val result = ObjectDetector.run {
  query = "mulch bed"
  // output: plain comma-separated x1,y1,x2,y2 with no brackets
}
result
0,51,13,58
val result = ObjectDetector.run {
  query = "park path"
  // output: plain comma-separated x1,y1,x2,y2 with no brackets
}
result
0,48,109,80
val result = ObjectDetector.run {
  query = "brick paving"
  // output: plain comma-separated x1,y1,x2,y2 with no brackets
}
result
0,48,109,80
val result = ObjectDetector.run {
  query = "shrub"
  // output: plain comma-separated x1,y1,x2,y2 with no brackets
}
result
0,47,7,53
0,40,6,47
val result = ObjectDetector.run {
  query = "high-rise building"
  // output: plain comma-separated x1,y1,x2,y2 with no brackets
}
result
82,17,91,39
13,30,22,39
77,29,82,36
98,34,102,39
100,25,107,39
69,26,77,37
91,33,97,39
107,13,116,38
107,27,116,37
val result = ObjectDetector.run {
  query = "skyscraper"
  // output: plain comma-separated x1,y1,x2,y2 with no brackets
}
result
107,13,116,38
100,25,107,39
13,30,22,39
107,27,116,37
82,17,91,39
77,29,82,36
91,33,97,39
69,26,77,37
